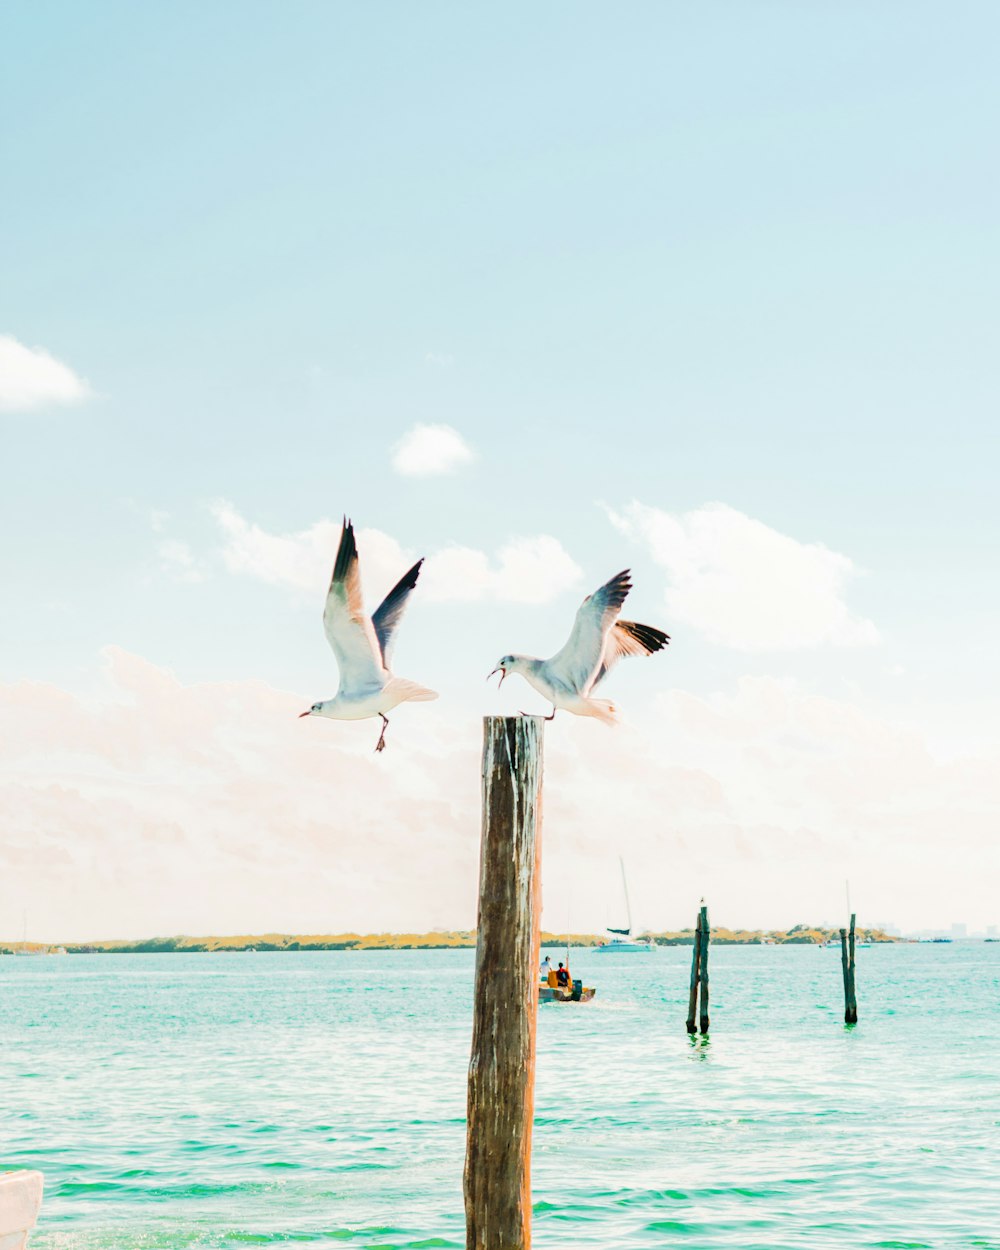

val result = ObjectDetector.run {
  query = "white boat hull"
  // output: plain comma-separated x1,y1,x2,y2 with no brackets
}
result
0,1170,43,1250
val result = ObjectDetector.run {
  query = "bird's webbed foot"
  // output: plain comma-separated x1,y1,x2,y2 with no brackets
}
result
374,714,389,753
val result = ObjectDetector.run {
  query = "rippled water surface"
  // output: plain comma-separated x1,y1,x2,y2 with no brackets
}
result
3,946,1000,1248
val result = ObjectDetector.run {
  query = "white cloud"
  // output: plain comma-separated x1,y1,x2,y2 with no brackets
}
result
610,501,879,651
391,423,475,476
212,503,343,591
211,503,581,605
0,334,93,412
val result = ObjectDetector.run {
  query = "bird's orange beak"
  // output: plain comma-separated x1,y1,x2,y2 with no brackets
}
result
298,710,312,718
488,667,506,686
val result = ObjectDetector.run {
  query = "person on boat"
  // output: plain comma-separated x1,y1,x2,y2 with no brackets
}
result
555,962,570,988
540,955,552,980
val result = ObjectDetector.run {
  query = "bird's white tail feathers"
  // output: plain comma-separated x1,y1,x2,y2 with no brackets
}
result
582,697,620,727
388,678,439,704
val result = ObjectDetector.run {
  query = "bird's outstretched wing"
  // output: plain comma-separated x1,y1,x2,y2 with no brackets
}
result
371,558,424,669
322,519,385,694
591,619,670,689
545,570,633,693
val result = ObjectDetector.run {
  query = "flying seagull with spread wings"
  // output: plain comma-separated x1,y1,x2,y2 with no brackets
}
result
299,518,437,752
489,570,668,724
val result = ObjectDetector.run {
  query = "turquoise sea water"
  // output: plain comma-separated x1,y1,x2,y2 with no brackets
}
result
3,946,999,1248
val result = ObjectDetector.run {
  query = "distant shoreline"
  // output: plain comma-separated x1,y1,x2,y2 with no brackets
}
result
0,925,900,954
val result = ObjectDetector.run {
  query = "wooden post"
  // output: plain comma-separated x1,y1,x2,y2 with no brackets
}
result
698,904,710,1035
685,912,701,1034
846,912,858,1024
839,927,851,1024
464,716,544,1250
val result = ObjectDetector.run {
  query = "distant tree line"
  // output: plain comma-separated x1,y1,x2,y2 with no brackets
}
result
0,925,899,955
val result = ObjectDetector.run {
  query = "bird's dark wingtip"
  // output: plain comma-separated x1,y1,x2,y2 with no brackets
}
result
620,620,670,654
603,568,633,607
403,557,424,589
332,515,358,583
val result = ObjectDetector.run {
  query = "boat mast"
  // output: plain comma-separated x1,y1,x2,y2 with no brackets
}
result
619,857,633,937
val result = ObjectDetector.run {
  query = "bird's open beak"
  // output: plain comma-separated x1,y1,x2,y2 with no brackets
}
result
298,710,312,718
488,667,507,686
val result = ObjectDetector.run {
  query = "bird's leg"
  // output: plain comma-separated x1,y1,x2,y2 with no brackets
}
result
374,714,389,753
518,707,558,720
545,705,557,721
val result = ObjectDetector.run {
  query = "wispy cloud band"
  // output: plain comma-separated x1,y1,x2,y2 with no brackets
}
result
211,503,582,605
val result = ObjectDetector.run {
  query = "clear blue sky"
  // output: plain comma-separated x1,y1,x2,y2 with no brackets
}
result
2,3,998,937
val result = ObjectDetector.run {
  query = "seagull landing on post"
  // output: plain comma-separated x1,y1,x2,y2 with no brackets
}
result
299,518,438,752
489,570,668,725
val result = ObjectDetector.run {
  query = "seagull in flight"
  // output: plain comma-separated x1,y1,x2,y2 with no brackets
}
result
489,570,668,724
299,519,438,752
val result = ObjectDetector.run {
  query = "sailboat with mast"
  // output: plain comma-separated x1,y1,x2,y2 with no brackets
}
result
14,912,45,956
594,858,656,953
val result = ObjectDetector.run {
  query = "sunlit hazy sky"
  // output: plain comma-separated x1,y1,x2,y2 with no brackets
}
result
2,2,998,941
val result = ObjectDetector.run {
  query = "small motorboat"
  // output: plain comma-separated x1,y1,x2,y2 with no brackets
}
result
539,980,596,1004
538,946,595,1003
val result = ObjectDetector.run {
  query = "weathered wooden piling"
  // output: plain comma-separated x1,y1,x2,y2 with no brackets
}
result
839,927,849,1018
685,912,701,1034
685,904,711,1034
698,904,711,1035
464,716,544,1250
839,913,858,1024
